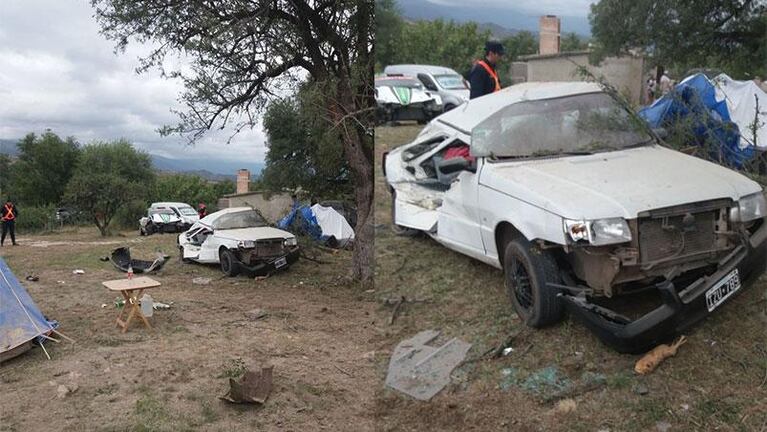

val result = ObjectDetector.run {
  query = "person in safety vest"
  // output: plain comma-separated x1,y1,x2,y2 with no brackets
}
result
197,203,207,219
469,40,505,99
1,198,18,246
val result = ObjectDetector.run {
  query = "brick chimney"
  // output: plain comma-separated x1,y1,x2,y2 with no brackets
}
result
539,15,561,55
236,169,250,194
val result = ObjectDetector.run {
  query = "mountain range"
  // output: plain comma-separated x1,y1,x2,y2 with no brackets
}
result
0,139,264,181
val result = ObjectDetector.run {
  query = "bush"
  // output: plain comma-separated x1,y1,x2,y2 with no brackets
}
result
113,199,149,231
13,205,56,233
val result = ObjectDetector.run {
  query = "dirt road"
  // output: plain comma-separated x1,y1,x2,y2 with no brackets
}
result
0,229,378,431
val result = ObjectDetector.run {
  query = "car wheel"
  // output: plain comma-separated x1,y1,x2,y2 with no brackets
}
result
219,248,241,277
503,237,563,327
139,228,146,236
390,191,421,237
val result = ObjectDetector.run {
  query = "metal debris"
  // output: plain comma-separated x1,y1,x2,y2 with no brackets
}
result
385,330,471,401
220,366,273,404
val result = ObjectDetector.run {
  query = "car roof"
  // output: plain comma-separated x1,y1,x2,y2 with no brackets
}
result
151,202,194,208
435,81,604,133
385,64,461,76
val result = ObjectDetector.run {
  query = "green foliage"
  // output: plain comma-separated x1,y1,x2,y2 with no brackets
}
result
497,31,538,86
64,140,155,236
590,0,767,78
560,32,588,52
0,154,10,199
13,205,56,233
261,84,353,200
8,131,80,206
375,0,404,71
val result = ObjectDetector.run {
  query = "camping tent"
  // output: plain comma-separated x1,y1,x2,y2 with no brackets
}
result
713,74,767,149
311,204,355,247
0,256,57,362
639,73,756,167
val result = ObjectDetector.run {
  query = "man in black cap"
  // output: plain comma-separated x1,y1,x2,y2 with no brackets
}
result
1,198,18,246
468,40,505,99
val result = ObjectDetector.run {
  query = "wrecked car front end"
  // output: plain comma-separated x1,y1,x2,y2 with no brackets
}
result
559,195,767,354
230,237,300,276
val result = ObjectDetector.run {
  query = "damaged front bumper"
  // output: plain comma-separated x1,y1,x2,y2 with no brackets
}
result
236,246,300,276
560,222,767,354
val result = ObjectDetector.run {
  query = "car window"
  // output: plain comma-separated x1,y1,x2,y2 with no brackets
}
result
149,208,175,215
376,78,424,89
471,92,652,158
177,206,198,216
434,74,467,90
213,210,267,230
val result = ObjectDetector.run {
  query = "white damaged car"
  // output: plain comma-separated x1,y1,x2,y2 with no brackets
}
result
376,75,443,124
178,207,299,276
384,81,767,353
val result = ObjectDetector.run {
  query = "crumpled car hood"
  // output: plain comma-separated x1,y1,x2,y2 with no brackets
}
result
481,145,762,220
215,226,294,242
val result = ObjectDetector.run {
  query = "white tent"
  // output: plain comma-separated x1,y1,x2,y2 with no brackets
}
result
311,204,355,246
713,74,767,149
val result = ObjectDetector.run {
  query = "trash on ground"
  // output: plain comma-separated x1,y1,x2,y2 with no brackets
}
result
114,297,125,308
385,330,472,401
152,301,171,310
193,277,212,285
99,256,109,262
140,294,154,317
220,366,274,404
502,347,514,356
25,275,39,282
634,336,687,375
109,247,168,274
101,303,108,308
633,384,649,395
555,398,577,414
72,269,85,275
244,308,268,321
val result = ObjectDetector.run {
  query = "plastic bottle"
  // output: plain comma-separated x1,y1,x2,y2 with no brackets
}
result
127,264,134,280
140,294,154,317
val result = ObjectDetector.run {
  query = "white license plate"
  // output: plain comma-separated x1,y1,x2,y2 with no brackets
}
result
274,257,288,269
705,269,741,312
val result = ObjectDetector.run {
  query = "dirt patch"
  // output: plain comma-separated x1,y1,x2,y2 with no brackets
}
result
373,124,767,431
0,228,378,431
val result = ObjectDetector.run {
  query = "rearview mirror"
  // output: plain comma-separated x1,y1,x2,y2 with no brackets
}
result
437,157,472,175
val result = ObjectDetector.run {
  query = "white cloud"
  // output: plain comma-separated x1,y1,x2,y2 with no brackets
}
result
0,0,271,166
425,0,594,17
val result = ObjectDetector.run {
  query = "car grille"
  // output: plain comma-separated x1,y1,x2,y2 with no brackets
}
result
254,238,285,257
638,208,719,264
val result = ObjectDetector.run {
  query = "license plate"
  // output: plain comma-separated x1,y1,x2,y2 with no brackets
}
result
274,257,288,269
705,269,741,312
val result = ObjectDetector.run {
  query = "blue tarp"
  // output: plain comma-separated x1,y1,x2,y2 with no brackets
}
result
0,256,56,355
277,205,325,241
639,73,755,167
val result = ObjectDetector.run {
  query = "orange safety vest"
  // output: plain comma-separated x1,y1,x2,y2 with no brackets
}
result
476,60,501,92
2,204,15,221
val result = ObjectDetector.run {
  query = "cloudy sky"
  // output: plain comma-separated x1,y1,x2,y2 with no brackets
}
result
0,1,269,165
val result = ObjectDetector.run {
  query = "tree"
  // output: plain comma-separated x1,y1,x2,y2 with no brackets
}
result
375,0,404,71
590,0,767,78
92,0,375,282
560,32,587,52
152,173,221,209
9,131,80,206
65,140,155,236
0,154,10,200
261,84,352,199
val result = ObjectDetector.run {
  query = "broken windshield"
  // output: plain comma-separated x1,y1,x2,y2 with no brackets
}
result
213,210,267,230
471,92,652,158
434,74,467,90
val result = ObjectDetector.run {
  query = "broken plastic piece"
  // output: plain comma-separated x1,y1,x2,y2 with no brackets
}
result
220,366,273,404
109,247,167,274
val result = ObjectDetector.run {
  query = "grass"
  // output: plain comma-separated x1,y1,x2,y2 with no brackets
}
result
217,358,247,379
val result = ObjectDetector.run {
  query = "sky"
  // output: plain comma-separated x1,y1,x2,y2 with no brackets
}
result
0,1,269,165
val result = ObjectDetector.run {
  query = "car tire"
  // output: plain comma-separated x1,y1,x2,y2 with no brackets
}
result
219,248,241,277
390,191,421,237
503,237,563,327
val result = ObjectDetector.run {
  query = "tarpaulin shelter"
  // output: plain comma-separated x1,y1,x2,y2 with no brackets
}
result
276,205,324,241
639,73,755,167
0,256,57,362
311,204,355,247
713,74,767,149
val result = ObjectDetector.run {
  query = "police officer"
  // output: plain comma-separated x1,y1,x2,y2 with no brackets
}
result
469,40,505,99
1,198,18,246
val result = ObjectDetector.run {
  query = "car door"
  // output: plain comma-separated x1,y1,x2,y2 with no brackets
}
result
435,159,485,257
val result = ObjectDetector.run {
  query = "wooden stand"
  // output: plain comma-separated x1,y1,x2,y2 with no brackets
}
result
102,276,161,333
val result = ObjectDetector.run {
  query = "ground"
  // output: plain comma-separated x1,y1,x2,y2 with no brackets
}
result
373,124,767,432
0,228,378,432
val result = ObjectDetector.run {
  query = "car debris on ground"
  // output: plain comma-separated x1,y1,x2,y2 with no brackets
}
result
109,247,168,274
220,365,273,404
192,277,212,285
385,330,471,401
634,336,687,374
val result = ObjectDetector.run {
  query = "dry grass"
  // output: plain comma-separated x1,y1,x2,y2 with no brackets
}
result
373,124,767,431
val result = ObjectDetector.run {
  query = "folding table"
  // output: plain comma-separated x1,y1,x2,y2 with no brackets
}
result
102,276,161,333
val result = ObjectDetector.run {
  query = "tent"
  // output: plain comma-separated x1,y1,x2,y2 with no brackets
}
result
276,205,325,241
639,73,755,167
311,204,355,247
0,256,57,362
713,74,767,149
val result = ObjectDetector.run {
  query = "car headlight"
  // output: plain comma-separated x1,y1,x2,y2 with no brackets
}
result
730,192,766,223
564,218,632,246
238,240,256,248
284,237,297,247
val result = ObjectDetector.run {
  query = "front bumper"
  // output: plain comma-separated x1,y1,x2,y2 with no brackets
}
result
561,222,767,354
238,246,300,276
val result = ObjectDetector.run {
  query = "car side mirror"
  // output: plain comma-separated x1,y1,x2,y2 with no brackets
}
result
424,82,438,91
652,127,668,139
437,157,473,175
